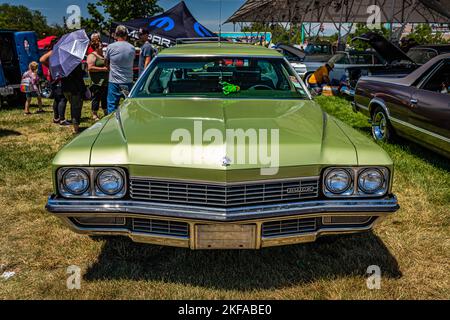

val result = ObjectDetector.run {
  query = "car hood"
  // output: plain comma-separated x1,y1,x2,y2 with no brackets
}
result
53,97,392,181
353,32,415,64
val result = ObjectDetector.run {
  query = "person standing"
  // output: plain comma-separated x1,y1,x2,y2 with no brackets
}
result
105,25,135,114
22,61,44,115
62,63,85,134
39,39,69,125
138,28,156,76
87,39,108,121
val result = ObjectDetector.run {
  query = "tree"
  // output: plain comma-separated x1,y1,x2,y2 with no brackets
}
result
82,0,163,33
406,24,448,45
0,4,60,37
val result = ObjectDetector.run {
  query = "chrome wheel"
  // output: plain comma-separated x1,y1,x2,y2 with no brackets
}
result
372,111,388,141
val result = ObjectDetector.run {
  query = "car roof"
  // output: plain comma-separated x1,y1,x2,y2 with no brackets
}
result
158,42,283,57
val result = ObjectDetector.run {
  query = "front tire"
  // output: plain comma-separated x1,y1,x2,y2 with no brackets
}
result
371,107,394,142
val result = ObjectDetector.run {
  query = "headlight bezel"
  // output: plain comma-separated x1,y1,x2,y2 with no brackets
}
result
324,168,353,195
358,168,385,195
95,168,126,196
57,167,127,199
60,168,90,197
323,167,390,198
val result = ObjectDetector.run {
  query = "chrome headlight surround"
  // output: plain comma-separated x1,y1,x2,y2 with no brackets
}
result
95,168,126,197
358,168,385,195
60,168,90,197
57,167,127,199
323,168,354,197
323,167,390,198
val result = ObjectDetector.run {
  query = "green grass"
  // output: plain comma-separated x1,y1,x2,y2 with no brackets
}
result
0,97,449,299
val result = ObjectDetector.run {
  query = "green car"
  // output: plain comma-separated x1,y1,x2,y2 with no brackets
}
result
46,43,399,249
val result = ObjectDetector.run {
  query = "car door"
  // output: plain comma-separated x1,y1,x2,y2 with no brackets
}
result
409,59,450,152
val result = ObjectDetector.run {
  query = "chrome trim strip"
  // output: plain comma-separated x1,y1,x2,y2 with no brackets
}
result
46,195,399,222
129,175,321,186
355,102,369,110
390,117,450,143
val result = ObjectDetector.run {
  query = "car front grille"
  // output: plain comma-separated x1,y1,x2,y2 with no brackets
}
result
262,218,317,237
132,218,189,238
130,177,320,207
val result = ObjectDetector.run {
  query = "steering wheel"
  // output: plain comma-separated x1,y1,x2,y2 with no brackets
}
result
248,84,274,91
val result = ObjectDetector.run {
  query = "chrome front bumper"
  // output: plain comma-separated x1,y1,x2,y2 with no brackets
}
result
46,194,399,249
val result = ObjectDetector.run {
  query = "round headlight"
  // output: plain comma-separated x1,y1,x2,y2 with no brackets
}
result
96,169,124,195
325,169,352,194
358,169,384,194
62,169,90,195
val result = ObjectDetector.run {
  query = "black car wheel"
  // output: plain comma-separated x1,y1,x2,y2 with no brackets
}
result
371,107,393,142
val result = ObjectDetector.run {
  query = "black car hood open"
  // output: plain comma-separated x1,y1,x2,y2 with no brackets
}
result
352,32,415,64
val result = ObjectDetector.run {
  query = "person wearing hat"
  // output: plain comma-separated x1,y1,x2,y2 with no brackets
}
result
307,62,334,93
138,28,156,76
105,25,135,114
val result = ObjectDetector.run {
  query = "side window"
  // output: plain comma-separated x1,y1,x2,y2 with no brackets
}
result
258,60,279,87
334,54,350,64
421,61,450,94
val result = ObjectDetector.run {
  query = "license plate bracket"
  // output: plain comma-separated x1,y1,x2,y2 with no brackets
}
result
195,224,257,249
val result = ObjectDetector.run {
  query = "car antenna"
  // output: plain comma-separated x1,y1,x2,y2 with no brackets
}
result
218,0,222,47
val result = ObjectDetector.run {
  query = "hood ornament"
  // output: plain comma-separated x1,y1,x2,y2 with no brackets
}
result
221,156,232,167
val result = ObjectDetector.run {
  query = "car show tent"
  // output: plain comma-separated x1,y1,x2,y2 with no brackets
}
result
112,1,217,47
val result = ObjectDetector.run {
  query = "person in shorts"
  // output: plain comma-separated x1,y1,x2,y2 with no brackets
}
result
22,61,44,115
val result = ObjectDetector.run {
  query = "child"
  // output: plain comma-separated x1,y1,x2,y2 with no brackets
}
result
22,61,44,115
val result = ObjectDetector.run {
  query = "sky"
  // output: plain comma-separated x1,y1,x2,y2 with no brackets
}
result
3,0,245,32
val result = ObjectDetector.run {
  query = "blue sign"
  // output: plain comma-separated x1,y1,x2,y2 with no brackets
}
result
149,17,175,32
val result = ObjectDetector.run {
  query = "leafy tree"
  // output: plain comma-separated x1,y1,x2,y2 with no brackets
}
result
406,24,448,45
0,4,62,37
82,0,163,33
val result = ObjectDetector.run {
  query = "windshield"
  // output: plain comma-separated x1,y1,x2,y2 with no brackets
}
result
133,57,309,99
407,49,437,65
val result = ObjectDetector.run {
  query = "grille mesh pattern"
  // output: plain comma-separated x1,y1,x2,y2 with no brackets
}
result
132,218,189,238
262,218,317,237
130,178,319,207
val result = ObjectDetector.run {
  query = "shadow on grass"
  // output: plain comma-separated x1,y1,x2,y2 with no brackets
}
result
391,137,450,172
0,128,21,138
84,232,401,291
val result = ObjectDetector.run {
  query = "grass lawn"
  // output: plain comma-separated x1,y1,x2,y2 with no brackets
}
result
0,96,448,299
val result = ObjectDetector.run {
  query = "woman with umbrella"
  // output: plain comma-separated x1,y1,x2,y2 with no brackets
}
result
49,30,90,134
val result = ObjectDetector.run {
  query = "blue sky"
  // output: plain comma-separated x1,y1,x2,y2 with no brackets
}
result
3,0,245,32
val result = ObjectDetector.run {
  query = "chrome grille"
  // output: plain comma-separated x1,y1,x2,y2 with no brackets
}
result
262,218,317,237
130,177,320,207
132,218,189,238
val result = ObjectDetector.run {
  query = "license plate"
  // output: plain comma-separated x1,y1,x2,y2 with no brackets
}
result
195,224,257,249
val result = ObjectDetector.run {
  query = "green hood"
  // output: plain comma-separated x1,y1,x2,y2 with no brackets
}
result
54,98,392,181
90,98,357,166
